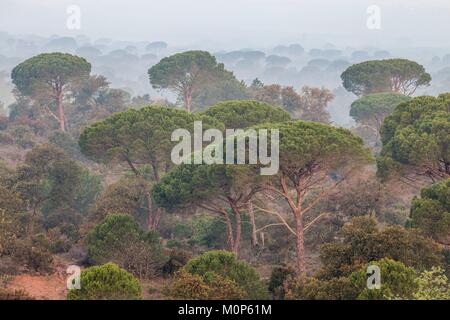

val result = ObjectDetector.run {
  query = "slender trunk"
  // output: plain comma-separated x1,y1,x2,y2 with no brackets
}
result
146,192,154,231
280,175,306,276
234,210,241,257
294,211,306,276
247,201,258,247
56,86,65,131
152,208,162,230
229,203,242,257
222,211,235,252
151,162,160,182
125,156,139,175
28,206,37,238
184,89,192,113
146,191,162,231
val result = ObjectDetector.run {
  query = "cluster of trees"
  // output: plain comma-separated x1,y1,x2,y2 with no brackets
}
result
0,49,448,300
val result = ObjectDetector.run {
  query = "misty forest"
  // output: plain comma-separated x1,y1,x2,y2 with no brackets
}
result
0,7,449,300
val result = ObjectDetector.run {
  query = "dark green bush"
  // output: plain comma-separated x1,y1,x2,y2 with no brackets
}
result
67,263,142,300
409,179,450,240
87,214,166,278
184,250,268,299
268,265,296,299
350,258,418,300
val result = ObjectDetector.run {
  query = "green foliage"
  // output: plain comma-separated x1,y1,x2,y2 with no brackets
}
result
9,239,53,273
87,215,165,278
11,53,91,96
148,51,218,90
67,263,142,300
92,177,149,224
11,53,91,131
286,276,358,300
72,168,102,214
253,121,372,180
251,84,333,122
409,179,450,240
350,93,411,130
189,215,228,249
203,100,290,128
319,217,443,279
13,144,83,213
154,121,370,211
378,94,450,179
341,59,431,96
48,131,83,160
184,250,268,299
153,163,258,212
268,265,296,299
0,187,27,256
87,214,142,263
412,267,450,300
79,105,222,180
192,77,249,112
350,258,418,300
162,249,192,275
149,50,245,111
165,269,245,300
287,263,449,300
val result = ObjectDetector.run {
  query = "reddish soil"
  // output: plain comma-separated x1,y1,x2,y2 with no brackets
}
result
6,274,67,300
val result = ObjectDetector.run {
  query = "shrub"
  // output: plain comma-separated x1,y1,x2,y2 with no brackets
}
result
319,216,443,279
0,289,33,300
409,179,450,240
67,263,142,300
48,131,83,160
165,270,244,300
412,267,450,300
350,258,418,300
92,177,149,225
10,239,53,273
189,215,227,249
11,125,37,149
286,276,358,300
184,250,268,299
165,270,209,300
268,265,296,299
162,249,192,275
87,215,165,278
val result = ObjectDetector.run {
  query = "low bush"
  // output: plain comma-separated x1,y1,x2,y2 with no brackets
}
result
67,263,142,300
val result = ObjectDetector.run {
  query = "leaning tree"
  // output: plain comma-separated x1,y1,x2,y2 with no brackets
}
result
341,59,431,97
11,53,91,131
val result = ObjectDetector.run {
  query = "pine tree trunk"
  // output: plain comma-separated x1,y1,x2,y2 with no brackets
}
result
56,86,65,131
247,201,258,247
295,211,306,276
223,212,235,252
184,89,192,113
234,210,241,257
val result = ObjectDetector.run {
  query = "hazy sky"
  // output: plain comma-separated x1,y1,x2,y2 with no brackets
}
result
1,0,450,49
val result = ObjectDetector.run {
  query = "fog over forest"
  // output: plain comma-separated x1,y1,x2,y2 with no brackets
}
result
1,1,450,126
0,1,449,302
